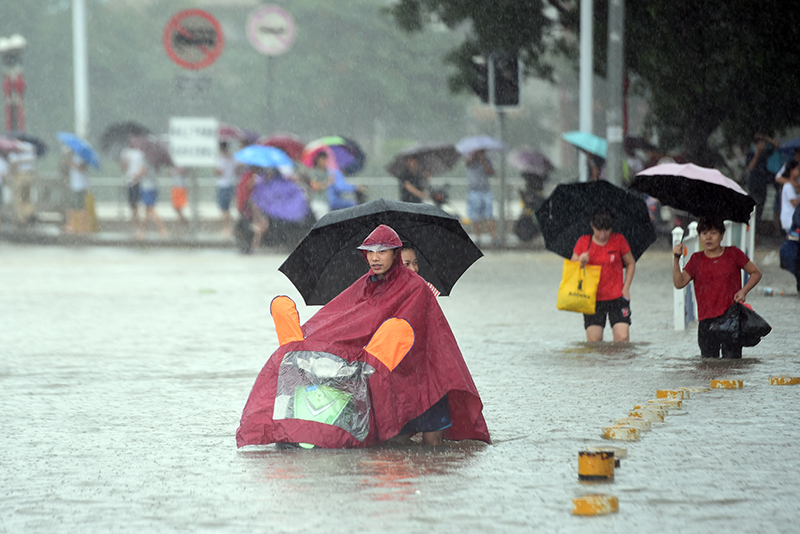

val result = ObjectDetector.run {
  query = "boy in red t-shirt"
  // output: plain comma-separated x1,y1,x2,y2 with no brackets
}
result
571,208,636,342
673,218,762,358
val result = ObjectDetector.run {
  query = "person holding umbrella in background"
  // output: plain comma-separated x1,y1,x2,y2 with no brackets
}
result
398,155,429,203
312,150,365,211
64,150,90,234
465,149,497,245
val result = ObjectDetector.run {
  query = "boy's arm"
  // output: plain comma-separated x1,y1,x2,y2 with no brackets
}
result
672,243,692,289
734,261,762,303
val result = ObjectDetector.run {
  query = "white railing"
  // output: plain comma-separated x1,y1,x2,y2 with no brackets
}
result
672,210,756,330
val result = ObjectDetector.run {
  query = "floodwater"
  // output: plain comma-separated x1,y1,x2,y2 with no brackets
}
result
2,244,799,533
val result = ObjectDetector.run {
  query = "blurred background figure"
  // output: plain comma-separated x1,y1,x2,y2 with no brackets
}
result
64,149,90,234
215,141,237,236
465,149,496,245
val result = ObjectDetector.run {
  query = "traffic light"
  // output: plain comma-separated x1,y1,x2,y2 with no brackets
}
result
469,56,489,103
491,53,519,107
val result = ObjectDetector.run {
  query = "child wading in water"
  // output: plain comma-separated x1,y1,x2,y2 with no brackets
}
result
672,217,762,358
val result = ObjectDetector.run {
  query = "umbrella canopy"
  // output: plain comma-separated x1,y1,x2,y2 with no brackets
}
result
250,174,310,222
562,131,608,159
507,147,554,175
630,163,756,224
99,121,151,153
301,136,366,176
455,135,504,155
0,135,27,157
258,134,305,161
279,198,483,305
130,135,173,170
535,180,657,260
9,132,47,157
386,143,459,178
234,145,294,170
779,137,800,155
56,132,100,169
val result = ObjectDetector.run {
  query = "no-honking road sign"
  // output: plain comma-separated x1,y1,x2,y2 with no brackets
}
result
163,9,224,70
246,5,296,56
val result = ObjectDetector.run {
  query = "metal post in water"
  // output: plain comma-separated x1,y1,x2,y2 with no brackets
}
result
672,226,685,331
605,0,625,187
578,0,593,183
72,0,89,138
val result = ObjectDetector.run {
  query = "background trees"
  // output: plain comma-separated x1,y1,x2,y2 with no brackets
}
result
389,0,800,166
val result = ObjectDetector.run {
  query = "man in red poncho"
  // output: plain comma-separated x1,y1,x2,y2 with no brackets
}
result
236,224,490,448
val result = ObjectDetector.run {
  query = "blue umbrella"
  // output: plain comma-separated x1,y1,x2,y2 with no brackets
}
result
562,131,608,159
234,145,294,170
455,135,504,155
57,132,100,168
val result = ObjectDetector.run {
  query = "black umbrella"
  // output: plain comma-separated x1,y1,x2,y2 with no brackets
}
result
279,198,483,305
534,180,657,260
630,163,756,224
99,121,152,153
386,143,460,178
9,131,47,157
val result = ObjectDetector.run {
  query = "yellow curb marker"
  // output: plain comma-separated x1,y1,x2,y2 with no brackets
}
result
711,379,743,389
769,376,800,386
578,450,615,481
615,417,651,431
656,389,687,399
602,425,640,441
630,408,665,422
572,494,619,516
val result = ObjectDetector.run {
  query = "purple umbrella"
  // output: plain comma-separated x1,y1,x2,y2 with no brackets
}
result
507,147,554,175
250,174,310,222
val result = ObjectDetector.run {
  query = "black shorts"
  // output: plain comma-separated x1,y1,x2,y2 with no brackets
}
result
401,395,451,434
127,183,141,207
583,297,632,329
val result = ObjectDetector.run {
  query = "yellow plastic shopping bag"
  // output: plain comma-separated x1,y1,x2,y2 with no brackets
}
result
557,259,601,315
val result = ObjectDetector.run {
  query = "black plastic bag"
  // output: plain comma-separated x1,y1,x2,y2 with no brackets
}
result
707,303,771,347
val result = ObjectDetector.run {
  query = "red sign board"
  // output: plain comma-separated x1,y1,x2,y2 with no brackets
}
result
163,10,224,70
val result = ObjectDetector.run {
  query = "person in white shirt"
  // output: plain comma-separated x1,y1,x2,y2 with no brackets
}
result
119,137,148,229
215,141,237,235
65,151,90,234
779,160,800,234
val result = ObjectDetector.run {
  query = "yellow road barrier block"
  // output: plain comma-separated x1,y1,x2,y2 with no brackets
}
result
615,417,651,431
630,408,665,422
656,389,686,399
769,376,800,386
572,494,619,516
578,450,615,481
711,379,743,389
603,425,640,441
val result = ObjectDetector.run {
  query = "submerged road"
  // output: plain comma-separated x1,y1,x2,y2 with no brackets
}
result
1,244,799,533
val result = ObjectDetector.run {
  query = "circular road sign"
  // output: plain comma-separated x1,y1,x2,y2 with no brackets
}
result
163,9,224,70
246,5,296,56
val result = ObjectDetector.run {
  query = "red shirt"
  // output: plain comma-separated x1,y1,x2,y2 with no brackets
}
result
573,233,631,301
683,246,749,320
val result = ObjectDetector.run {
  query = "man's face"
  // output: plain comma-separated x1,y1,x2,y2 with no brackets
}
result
700,229,723,251
401,249,419,273
367,249,396,277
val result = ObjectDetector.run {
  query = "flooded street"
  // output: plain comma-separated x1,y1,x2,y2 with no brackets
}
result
2,244,799,533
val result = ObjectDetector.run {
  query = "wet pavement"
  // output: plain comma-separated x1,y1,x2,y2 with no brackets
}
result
1,244,799,533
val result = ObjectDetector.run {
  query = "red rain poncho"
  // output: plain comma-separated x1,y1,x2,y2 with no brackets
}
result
236,225,490,448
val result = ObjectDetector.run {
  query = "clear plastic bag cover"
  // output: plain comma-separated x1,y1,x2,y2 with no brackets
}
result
273,351,375,442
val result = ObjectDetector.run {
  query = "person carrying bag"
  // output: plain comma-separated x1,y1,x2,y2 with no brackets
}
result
566,208,636,343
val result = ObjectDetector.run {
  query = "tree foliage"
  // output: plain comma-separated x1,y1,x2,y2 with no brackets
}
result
389,0,800,164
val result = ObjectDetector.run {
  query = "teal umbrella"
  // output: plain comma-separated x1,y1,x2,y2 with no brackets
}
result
562,131,608,159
